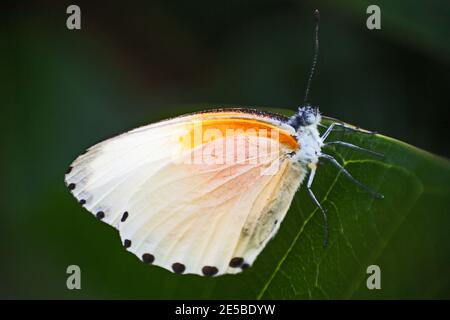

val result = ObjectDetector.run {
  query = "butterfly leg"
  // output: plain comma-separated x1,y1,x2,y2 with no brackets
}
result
324,141,384,158
320,123,336,141
321,122,375,141
306,165,329,247
320,153,384,199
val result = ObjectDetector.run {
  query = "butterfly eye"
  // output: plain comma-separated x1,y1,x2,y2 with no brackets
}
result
304,113,316,125
296,106,318,126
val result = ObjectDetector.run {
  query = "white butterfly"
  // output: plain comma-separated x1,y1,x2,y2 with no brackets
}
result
64,107,383,276
65,9,383,276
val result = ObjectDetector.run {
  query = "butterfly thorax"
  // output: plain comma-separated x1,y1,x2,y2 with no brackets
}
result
288,106,323,166
292,125,323,165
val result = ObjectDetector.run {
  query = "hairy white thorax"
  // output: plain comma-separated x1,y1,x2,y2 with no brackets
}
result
291,117,323,166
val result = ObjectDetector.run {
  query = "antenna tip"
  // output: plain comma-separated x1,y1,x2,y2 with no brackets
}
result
314,9,320,20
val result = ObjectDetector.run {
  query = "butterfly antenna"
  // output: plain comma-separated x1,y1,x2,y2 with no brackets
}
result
303,9,320,105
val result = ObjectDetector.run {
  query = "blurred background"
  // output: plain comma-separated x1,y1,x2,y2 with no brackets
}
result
1,0,449,298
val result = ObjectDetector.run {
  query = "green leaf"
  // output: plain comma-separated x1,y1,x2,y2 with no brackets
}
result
20,106,450,299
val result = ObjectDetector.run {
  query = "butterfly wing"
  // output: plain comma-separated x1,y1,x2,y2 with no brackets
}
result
65,109,305,276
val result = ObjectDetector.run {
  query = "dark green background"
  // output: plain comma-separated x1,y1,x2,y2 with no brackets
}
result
2,0,449,299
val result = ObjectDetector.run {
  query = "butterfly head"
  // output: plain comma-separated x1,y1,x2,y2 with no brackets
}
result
288,105,321,130
297,105,320,126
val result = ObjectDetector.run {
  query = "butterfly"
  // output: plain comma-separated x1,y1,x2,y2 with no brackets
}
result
64,10,384,277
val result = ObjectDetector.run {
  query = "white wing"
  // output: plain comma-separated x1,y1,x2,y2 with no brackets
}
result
65,109,305,276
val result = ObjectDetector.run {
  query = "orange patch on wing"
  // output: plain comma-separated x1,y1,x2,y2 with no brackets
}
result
178,118,298,150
